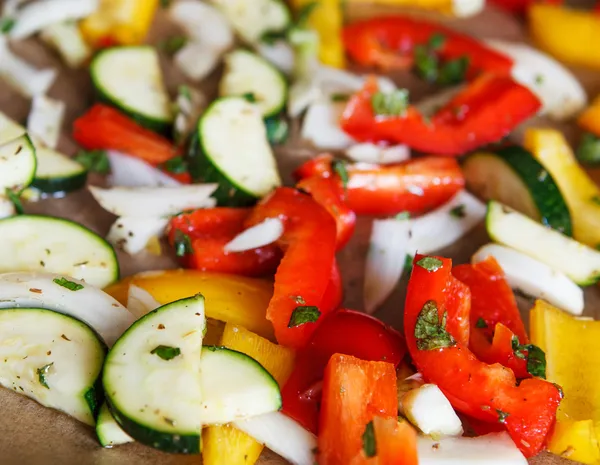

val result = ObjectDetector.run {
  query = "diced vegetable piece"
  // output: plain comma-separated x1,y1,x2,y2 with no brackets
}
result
202,425,263,465
345,0,484,17
169,0,233,49
0,134,36,191
345,143,410,164
578,95,600,139
0,216,120,289
256,41,295,75
0,196,16,219
107,151,180,188
126,284,160,319
547,420,600,465
301,100,355,150
0,307,105,425
224,218,284,253
96,403,134,448
27,95,65,149
107,217,169,255
40,21,92,68
32,147,87,195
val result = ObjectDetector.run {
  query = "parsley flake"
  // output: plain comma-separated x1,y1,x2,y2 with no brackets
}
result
74,150,110,174
475,317,488,329
0,17,15,34
416,256,443,272
158,36,187,55
577,133,600,165
296,1,319,27
428,33,446,50
496,409,509,424
53,277,84,291
403,254,414,274
161,156,187,174
37,363,53,389
592,195,600,206
437,56,470,85
371,89,410,117
414,300,456,350
173,230,194,257
331,93,351,102
449,204,466,218
362,421,377,458
5,189,23,214
151,345,181,361
288,305,321,328
511,336,547,378
395,211,410,220
332,159,349,191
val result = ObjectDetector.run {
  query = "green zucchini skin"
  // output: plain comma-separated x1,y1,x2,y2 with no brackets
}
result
31,171,87,194
264,115,289,145
464,146,572,236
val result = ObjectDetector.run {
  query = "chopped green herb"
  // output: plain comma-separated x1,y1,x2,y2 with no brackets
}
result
591,195,600,206
260,30,288,45
0,17,15,34
535,74,544,85
37,363,53,389
403,254,414,274
475,317,488,329
151,345,181,361
265,116,289,145
437,56,470,86
416,256,443,272
449,204,466,219
496,409,509,424
160,0,171,7
53,277,84,291
577,133,600,165
242,92,257,103
371,89,410,117
5,189,23,214
288,305,321,328
173,230,194,257
362,421,377,458
291,295,306,305
296,1,319,27
178,85,192,101
511,336,547,379
332,159,349,191
395,211,410,220
158,36,187,55
74,149,110,174
161,156,188,174
428,33,446,50
414,45,439,82
414,300,456,351
331,93,351,102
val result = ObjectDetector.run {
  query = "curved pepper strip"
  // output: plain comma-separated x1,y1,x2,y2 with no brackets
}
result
443,273,471,346
245,187,337,348
404,254,562,457
294,154,465,215
341,74,541,156
343,16,513,75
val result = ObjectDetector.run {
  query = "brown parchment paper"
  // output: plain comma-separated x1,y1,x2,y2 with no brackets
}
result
0,2,599,464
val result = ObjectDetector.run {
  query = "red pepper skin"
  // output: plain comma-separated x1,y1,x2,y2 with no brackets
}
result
296,175,356,249
341,75,541,157
321,261,343,315
295,156,465,216
282,309,407,434
343,16,513,75
293,154,334,181
246,188,337,349
444,274,471,346
170,208,250,237
73,105,179,164
487,323,530,380
405,254,562,457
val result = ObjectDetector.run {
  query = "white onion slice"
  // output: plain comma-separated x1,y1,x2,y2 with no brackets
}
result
9,0,99,40
27,95,64,149
452,0,485,17
174,42,222,82
472,243,584,316
107,151,181,188
301,100,355,150
40,21,92,68
0,196,16,219
169,0,233,50
234,412,317,465
485,40,586,121
2,0,27,16
346,143,410,164
256,41,295,75
89,185,217,218
107,217,169,256
224,218,284,252
126,284,160,318
0,36,57,98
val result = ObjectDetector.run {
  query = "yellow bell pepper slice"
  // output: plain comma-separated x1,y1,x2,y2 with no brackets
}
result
579,95,600,137
548,419,600,464
524,128,600,249
290,0,345,68
103,270,274,340
528,4,600,70
203,323,295,465
345,0,483,17
80,0,159,47
530,300,600,422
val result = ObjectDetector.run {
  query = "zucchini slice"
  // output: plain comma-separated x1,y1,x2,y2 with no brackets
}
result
220,49,288,118
0,215,119,289
0,134,37,191
0,272,135,347
463,146,572,236
0,307,106,425
90,46,173,133
96,403,134,448
486,201,600,286
103,295,206,454
31,147,87,194
199,346,282,424
190,97,281,206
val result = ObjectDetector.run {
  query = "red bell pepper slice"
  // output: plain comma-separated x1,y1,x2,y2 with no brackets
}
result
321,260,343,315
296,175,356,249
444,274,471,346
341,75,541,157
73,104,179,164
294,155,465,216
404,254,562,457
245,187,337,348
318,354,415,465
168,208,281,277
282,309,406,434
343,16,513,75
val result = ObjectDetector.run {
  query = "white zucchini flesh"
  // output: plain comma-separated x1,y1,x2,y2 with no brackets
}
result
472,243,584,315
486,201,600,286
126,284,160,319
301,100,355,150
0,36,58,98
0,134,37,191
234,412,317,465
96,403,134,448
417,432,527,465
256,41,295,75
27,95,65,149
209,0,290,44
8,0,99,40
220,49,287,117
32,146,86,188
199,346,282,425
169,0,233,51
107,217,169,256
174,42,222,82
103,296,206,454
88,185,217,218
224,218,284,252
345,143,410,164
40,21,92,68
0,215,119,289
0,111,26,143
0,196,16,219
0,272,134,347
0,307,106,426
107,151,181,188
399,384,463,437
485,40,586,121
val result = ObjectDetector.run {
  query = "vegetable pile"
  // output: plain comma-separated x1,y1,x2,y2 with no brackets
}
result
1,0,600,464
